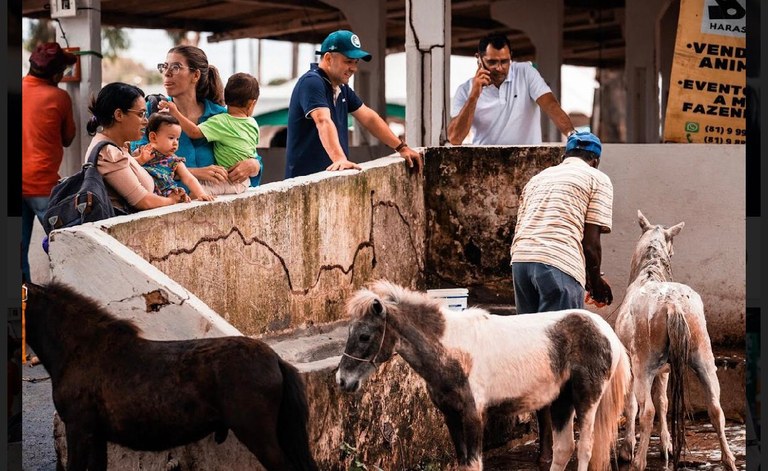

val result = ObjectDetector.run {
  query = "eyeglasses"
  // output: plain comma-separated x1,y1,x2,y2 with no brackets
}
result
480,57,511,69
126,108,147,119
157,62,193,75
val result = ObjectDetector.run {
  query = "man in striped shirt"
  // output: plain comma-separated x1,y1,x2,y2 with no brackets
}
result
509,130,613,462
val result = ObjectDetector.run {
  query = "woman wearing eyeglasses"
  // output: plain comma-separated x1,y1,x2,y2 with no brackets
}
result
86,82,189,211
133,45,262,188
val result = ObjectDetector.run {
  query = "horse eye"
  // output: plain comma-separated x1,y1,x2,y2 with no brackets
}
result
359,334,371,342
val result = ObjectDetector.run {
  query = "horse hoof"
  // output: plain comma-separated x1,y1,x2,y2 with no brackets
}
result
618,444,634,462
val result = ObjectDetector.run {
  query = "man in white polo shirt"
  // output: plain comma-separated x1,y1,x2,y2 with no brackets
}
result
448,33,576,145
510,130,613,463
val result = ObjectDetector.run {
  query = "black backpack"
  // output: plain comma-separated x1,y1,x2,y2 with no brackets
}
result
43,141,126,235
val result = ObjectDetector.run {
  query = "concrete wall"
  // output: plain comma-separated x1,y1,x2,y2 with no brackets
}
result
51,156,426,338
47,143,745,469
600,144,745,345
423,144,746,345
50,144,744,342
423,145,564,303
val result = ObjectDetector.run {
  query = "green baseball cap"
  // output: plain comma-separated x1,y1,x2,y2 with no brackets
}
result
316,30,372,62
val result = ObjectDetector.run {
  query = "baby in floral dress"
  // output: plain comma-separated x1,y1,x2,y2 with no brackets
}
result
134,113,213,201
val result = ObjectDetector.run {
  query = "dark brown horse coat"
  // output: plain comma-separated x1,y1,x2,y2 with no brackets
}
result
24,282,317,471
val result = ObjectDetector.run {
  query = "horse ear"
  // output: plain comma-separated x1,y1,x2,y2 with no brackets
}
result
666,222,685,238
371,298,385,317
637,210,652,232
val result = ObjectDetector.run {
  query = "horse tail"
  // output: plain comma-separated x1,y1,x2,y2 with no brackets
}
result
277,358,319,471
667,301,691,469
589,339,631,471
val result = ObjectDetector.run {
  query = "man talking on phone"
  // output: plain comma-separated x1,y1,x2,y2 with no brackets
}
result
448,33,576,145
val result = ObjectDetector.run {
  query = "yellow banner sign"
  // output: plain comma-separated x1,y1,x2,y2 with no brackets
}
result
663,0,746,143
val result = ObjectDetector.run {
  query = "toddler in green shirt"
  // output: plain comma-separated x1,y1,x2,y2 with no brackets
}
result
163,72,260,195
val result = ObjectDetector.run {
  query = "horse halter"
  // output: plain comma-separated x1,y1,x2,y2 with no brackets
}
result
342,316,388,367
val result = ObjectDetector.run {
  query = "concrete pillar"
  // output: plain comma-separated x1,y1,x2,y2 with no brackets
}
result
625,0,667,142
405,0,451,147
658,0,680,135
322,0,387,146
57,0,102,177
491,0,563,142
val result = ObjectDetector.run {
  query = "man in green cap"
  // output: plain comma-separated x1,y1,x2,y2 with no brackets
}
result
286,30,422,179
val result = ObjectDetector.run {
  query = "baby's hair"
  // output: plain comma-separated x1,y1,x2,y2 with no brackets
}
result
146,112,180,136
224,72,260,108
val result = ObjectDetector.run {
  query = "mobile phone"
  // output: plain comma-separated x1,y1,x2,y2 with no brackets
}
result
476,55,489,71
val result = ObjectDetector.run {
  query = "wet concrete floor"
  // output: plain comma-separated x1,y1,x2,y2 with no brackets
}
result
484,419,746,471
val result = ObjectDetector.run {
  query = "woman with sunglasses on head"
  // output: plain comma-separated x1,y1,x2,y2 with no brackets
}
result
87,82,189,211
133,45,262,188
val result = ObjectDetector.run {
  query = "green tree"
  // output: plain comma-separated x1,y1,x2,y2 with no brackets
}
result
101,26,130,61
166,31,200,47
23,19,129,60
23,19,55,51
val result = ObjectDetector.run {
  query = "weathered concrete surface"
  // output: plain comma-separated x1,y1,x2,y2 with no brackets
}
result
421,144,745,346
48,225,240,340
598,144,746,346
423,145,563,303
102,157,425,336
685,349,746,422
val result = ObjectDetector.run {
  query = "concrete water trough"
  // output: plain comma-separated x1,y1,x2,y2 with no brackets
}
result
47,144,746,469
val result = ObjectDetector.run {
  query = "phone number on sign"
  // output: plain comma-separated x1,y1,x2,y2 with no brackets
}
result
704,126,746,136
704,136,746,144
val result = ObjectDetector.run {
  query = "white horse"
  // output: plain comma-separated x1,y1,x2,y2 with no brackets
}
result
615,210,737,471
336,280,630,471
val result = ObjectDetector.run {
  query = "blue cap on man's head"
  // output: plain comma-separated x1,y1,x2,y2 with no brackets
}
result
565,131,602,158
316,30,372,62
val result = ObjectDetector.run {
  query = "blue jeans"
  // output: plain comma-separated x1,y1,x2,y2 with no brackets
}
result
22,196,49,283
511,262,584,314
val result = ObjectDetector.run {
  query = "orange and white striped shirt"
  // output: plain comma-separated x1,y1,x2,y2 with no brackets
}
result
510,157,613,287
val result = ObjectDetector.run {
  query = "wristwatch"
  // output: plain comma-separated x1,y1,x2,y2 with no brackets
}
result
394,140,408,152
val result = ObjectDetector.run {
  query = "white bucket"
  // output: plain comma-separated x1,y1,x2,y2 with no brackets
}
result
427,288,469,311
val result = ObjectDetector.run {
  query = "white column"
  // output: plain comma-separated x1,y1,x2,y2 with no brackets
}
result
625,0,666,142
405,0,451,147
57,0,102,177
322,0,387,146
492,0,564,142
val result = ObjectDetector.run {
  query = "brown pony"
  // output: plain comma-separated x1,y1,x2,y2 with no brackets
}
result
24,281,318,471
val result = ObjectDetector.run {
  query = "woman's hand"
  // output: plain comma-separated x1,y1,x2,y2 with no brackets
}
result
169,187,191,203
227,159,261,184
191,190,215,202
189,165,229,183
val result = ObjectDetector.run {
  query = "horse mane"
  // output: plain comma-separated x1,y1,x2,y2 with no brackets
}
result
629,228,673,283
42,281,143,338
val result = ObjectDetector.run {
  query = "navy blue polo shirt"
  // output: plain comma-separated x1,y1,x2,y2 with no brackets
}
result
285,63,363,179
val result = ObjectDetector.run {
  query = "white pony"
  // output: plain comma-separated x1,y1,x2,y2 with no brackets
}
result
337,280,631,471
615,210,737,471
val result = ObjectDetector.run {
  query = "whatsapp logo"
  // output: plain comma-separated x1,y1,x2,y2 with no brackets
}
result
685,122,699,133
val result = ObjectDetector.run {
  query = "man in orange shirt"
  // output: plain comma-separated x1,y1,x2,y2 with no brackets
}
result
22,42,77,282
